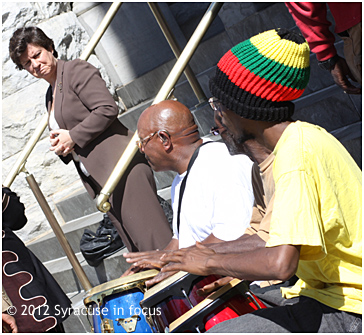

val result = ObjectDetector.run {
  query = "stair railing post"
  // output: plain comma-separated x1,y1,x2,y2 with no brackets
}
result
24,168,92,292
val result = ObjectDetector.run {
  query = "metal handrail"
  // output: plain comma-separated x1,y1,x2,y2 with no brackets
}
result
96,2,223,212
148,2,207,105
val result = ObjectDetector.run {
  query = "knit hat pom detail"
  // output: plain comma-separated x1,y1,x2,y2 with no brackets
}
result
210,28,310,122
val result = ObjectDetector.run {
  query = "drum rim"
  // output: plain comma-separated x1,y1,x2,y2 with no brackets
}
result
168,278,248,332
142,270,189,301
83,269,159,306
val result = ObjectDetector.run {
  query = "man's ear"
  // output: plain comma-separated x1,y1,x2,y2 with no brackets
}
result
158,131,172,150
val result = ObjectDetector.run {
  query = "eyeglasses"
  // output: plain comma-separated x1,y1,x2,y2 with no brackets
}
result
209,97,226,136
136,129,170,152
210,126,220,136
208,97,226,115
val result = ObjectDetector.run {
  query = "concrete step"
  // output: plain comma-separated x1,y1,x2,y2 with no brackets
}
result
118,94,215,138
63,290,92,333
27,211,104,263
43,246,130,294
26,185,173,265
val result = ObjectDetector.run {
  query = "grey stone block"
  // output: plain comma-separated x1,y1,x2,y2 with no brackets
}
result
72,2,99,16
191,102,215,137
56,191,98,223
219,2,272,29
115,32,231,109
224,3,295,45
330,122,362,143
63,291,92,333
168,2,224,43
118,99,153,132
262,2,296,30
27,212,104,262
293,90,361,132
116,60,176,109
347,94,363,117
339,137,362,169
182,31,233,77
154,170,176,191
45,248,130,294
77,2,184,87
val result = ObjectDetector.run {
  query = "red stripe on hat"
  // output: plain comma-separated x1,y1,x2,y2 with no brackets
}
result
218,51,304,101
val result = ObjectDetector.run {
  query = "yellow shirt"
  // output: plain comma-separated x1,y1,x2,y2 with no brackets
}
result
267,121,362,314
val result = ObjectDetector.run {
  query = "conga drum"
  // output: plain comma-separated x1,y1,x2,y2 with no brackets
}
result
140,271,223,332
83,269,159,333
169,279,267,332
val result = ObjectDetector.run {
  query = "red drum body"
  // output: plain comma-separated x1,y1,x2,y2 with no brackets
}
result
140,271,222,332
169,279,267,333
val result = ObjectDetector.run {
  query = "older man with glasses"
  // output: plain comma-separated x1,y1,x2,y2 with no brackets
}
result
122,99,254,287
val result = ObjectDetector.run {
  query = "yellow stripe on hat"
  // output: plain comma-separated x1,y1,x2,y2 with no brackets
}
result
250,29,310,69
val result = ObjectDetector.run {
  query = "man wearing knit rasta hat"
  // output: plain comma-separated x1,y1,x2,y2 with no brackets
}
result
160,29,362,332
210,28,310,122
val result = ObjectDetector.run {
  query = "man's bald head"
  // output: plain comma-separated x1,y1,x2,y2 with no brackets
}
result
137,100,203,174
138,100,196,135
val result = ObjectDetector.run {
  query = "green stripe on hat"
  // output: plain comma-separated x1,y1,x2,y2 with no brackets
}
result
231,40,310,91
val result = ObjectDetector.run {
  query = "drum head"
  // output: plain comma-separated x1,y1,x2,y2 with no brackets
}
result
84,269,159,306
142,271,188,302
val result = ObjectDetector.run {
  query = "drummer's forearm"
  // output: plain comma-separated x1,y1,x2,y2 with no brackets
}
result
205,245,299,282
207,234,266,254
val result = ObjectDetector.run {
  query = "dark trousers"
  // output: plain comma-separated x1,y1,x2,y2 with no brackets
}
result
207,286,362,333
79,152,173,252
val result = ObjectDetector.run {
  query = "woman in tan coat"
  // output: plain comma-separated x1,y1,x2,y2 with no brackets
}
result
8,26,172,253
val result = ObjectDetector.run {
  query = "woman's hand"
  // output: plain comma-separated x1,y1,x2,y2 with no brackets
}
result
50,129,75,156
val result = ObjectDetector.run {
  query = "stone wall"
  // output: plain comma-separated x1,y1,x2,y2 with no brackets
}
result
2,2,361,244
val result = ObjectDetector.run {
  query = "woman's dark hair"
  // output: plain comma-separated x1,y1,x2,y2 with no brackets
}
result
9,26,58,70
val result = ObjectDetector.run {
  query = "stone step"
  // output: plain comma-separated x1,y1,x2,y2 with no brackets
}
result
26,186,173,264
118,91,215,137
43,246,130,294
27,211,104,263
63,290,92,333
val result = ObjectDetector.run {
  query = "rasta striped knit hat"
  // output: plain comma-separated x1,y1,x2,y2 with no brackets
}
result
209,28,310,121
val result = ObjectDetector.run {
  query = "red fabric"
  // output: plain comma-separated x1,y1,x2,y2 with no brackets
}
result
285,2,361,61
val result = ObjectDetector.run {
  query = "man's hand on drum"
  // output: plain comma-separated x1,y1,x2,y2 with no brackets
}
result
144,270,178,288
124,249,168,269
121,249,179,286
121,249,170,278
161,241,216,276
120,263,152,278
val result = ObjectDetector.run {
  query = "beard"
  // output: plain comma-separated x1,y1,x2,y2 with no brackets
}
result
221,130,254,156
